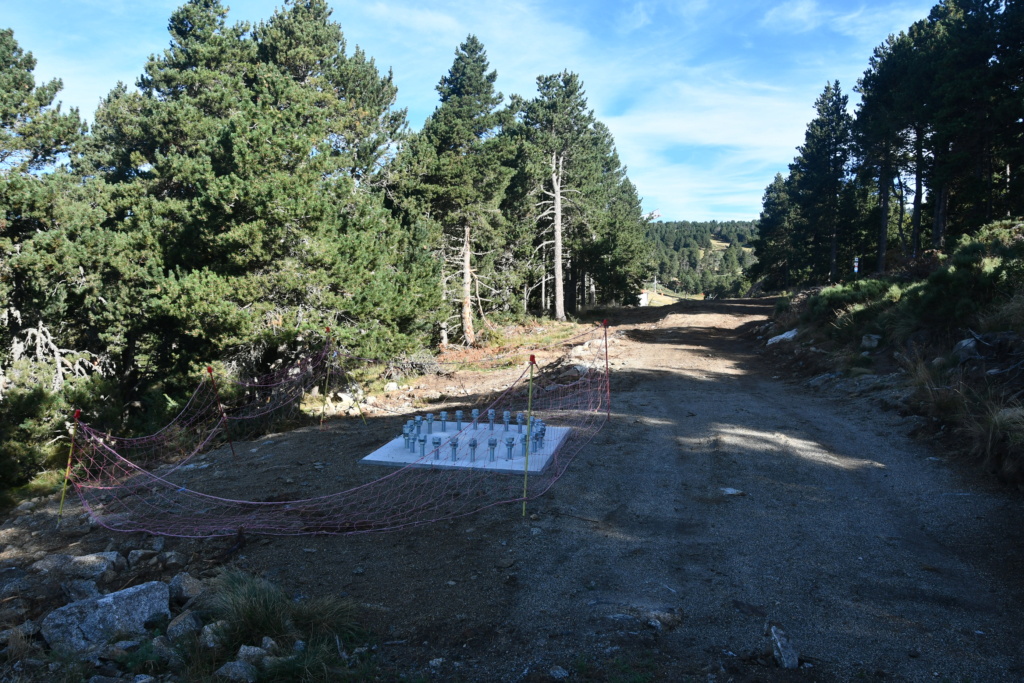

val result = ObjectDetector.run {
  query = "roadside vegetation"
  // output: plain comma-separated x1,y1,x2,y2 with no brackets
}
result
770,220,1024,483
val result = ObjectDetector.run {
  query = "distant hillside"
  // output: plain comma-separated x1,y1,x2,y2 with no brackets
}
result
646,220,758,296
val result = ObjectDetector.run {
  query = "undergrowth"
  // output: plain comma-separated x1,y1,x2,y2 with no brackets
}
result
781,219,1024,483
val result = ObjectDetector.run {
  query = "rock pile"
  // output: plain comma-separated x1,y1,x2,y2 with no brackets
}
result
0,495,322,682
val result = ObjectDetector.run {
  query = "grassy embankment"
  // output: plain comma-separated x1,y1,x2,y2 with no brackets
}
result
771,220,1024,483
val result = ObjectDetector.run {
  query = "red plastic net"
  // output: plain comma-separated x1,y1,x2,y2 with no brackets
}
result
69,325,610,537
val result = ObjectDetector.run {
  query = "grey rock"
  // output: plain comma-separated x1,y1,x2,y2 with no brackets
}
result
807,372,841,388
14,501,36,514
235,644,267,663
150,635,185,672
0,620,39,645
261,655,295,668
200,620,229,649
40,581,170,654
62,580,101,601
769,624,799,669
133,675,158,683
953,338,981,362
861,334,881,350
550,665,570,680
213,660,258,682
766,328,798,345
261,636,278,651
168,572,205,603
31,552,125,580
103,639,141,659
161,551,187,571
0,567,30,599
166,610,203,642
128,549,158,567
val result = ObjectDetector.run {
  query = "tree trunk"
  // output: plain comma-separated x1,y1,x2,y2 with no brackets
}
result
540,244,547,313
877,165,890,274
828,220,838,284
895,177,907,250
911,126,923,257
552,153,565,321
932,184,948,250
566,257,578,315
461,222,475,345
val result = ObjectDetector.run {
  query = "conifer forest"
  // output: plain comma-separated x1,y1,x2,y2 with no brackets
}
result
0,1,653,485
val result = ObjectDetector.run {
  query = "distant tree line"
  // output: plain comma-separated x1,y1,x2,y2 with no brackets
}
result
750,0,1024,290
0,0,650,486
647,220,756,296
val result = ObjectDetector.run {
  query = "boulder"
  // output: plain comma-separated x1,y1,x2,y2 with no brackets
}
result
160,551,187,571
40,581,170,655
168,572,205,603
861,334,881,350
31,552,125,580
150,635,185,672
0,620,38,645
953,338,981,362
127,549,158,568
235,644,268,663
766,329,799,346
0,567,30,599
769,624,799,669
166,609,203,642
61,580,101,601
200,620,229,649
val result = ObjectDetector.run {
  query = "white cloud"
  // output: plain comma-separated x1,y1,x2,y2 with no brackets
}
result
762,0,825,33
621,3,653,31
830,4,934,42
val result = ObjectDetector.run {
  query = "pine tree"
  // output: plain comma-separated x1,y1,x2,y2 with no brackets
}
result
402,36,512,345
80,0,432,381
748,174,795,290
789,81,852,283
519,72,596,320
0,27,85,366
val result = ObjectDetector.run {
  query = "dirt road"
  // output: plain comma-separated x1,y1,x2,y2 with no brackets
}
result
213,299,1024,680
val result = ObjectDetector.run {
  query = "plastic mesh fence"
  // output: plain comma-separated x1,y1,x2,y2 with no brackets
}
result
69,325,610,537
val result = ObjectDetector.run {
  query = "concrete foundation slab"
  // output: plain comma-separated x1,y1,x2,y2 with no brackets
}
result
360,422,571,474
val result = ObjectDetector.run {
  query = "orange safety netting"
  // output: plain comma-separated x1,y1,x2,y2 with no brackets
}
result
68,325,610,537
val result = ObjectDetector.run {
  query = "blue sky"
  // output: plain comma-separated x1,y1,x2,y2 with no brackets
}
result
6,0,935,221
